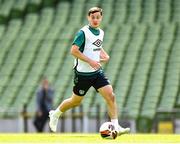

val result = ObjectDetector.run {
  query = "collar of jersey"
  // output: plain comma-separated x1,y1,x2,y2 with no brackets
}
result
88,25,100,36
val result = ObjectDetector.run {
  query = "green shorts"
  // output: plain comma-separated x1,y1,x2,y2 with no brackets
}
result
73,69,110,96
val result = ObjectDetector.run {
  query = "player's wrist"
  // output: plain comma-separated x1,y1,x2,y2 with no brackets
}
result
100,58,109,63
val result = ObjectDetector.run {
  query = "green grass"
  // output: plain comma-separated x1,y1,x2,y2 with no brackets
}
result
0,133,179,144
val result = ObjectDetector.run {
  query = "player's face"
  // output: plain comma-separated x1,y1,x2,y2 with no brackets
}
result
88,12,102,28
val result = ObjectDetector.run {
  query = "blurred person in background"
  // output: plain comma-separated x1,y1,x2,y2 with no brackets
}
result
33,78,54,132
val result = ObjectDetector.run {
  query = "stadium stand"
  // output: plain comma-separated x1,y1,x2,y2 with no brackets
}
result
0,0,180,132
140,0,156,23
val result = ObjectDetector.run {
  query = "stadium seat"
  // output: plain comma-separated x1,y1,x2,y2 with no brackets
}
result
0,0,15,21
42,0,56,7
27,0,42,12
54,2,70,26
0,25,5,40
141,0,156,23
172,0,180,22
112,0,127,24
126,0,141,23
156,0,171,23
68,0,86,26
11,0,28,18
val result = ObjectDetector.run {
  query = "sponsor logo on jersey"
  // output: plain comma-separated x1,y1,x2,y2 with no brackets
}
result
93,39,102,47
93,48,101,51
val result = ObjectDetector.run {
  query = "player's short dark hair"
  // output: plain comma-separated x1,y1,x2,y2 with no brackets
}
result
88,7,102,16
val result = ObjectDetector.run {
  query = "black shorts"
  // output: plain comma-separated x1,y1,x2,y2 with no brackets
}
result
73,69,110,96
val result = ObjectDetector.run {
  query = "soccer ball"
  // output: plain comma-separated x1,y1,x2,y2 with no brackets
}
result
99,122,118,139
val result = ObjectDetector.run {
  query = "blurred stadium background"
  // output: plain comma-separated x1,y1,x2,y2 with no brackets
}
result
0,0,180,134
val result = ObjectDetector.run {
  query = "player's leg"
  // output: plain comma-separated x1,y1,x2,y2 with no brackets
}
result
49,94,83,132
98,85,130,135
60,94,84,112
98,85,118,119
49,71,92,132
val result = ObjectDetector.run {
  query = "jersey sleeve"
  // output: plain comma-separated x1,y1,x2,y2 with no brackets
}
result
72,30,85,47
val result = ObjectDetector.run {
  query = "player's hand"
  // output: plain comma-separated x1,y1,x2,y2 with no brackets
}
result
89,60,101,70
100,49,110,63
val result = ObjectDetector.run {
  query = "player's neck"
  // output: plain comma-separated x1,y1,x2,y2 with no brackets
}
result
88,24,99,30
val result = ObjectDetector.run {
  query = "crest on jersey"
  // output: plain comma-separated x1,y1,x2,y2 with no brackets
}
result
93,39,102,47
79,90,85,95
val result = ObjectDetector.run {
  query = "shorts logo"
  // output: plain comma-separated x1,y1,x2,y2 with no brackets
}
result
79,90,85,95
93,39,102,47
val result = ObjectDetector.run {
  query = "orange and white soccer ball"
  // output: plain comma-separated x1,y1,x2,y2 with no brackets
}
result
99,122,118,139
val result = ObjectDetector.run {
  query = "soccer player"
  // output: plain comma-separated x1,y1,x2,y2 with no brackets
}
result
49,7,130,135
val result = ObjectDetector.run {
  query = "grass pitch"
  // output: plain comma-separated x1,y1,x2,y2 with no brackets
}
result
0,133,179,144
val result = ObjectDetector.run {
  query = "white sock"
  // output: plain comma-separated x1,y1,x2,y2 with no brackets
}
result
111,119,119,128
54,107,63,117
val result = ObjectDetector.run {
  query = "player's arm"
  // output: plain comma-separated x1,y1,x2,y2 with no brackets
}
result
100,48,110,63
71,45,91,63
71,45,101,70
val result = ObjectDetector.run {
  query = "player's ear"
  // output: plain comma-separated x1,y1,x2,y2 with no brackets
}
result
100,15,103,20
87,15,90,21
